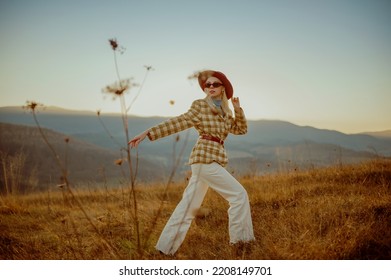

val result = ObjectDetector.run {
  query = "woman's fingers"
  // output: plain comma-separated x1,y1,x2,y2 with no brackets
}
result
128,139,136,148
128,136,140,147
232,97,240,108
128,130,148,148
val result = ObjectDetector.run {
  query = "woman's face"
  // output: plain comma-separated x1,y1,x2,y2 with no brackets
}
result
204,77,224,100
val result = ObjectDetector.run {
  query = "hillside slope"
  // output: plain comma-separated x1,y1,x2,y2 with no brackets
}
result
0,123,162,193
1,159,390,259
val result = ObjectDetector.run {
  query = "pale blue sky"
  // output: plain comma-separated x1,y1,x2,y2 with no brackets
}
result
1,0,390,133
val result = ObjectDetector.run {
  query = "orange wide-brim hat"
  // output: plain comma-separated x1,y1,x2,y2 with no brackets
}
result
198,70,234,100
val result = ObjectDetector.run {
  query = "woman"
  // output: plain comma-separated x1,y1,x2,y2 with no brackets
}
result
128,70,255,255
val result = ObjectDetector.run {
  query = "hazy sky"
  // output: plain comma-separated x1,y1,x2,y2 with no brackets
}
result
1,0,390,133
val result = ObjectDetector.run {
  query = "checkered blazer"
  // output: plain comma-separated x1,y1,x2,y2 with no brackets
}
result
147,99,247,167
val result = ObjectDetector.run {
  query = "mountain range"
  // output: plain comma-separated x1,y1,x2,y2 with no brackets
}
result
0,106,390,189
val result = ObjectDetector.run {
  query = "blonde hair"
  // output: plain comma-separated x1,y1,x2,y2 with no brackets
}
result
204,87,233,117
221,89,233,117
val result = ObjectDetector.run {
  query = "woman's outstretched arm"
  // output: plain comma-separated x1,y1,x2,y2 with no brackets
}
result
128,100,202,148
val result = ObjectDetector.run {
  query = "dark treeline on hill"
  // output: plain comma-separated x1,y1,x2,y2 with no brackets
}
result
1,106,390,193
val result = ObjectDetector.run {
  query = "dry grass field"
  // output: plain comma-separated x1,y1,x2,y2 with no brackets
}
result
1,159,390,260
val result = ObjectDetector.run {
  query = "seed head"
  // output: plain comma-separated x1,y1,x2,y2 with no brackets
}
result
108,38,126,54
109,39,118,50
144,65,154,71
24,100,44,112
102,78,138,99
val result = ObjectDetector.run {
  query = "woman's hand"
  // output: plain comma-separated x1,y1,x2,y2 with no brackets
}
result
128,130,149,148
231,97,241,111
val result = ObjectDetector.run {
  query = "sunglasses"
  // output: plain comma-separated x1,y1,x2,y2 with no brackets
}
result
204,82,223,88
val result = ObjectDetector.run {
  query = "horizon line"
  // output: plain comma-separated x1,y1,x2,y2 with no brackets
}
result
1,105,390,135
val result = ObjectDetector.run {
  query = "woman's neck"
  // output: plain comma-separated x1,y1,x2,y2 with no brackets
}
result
212,98,222,107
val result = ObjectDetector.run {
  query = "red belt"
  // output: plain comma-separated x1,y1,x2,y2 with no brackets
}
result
200,134,224,145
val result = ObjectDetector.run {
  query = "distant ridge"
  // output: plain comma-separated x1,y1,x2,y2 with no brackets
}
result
2,105,390,135
0,105,104,115
360,130,391,139
1,106,390,186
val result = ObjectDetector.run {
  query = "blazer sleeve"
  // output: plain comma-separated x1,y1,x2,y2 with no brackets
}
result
147,100,201,141
230,108,248,135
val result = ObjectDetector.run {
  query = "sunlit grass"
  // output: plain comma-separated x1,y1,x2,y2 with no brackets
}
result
1,159,390,260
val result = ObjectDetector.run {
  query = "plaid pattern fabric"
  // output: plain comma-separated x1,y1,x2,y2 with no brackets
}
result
147,99,247,166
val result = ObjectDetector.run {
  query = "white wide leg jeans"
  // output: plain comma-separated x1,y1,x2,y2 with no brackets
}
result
156,162,255,255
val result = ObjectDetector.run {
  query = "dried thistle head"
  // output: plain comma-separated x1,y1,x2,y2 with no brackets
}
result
109,38,118,50
108,38,126,54
144,65,154,71
24,100,44,112
102,78,138,99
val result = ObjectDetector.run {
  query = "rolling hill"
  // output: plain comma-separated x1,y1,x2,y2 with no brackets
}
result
1,106,390,188
0,122,163,193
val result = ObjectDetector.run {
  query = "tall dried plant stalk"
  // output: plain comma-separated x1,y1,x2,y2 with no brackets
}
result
101,39,153,255
24,101,120,259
